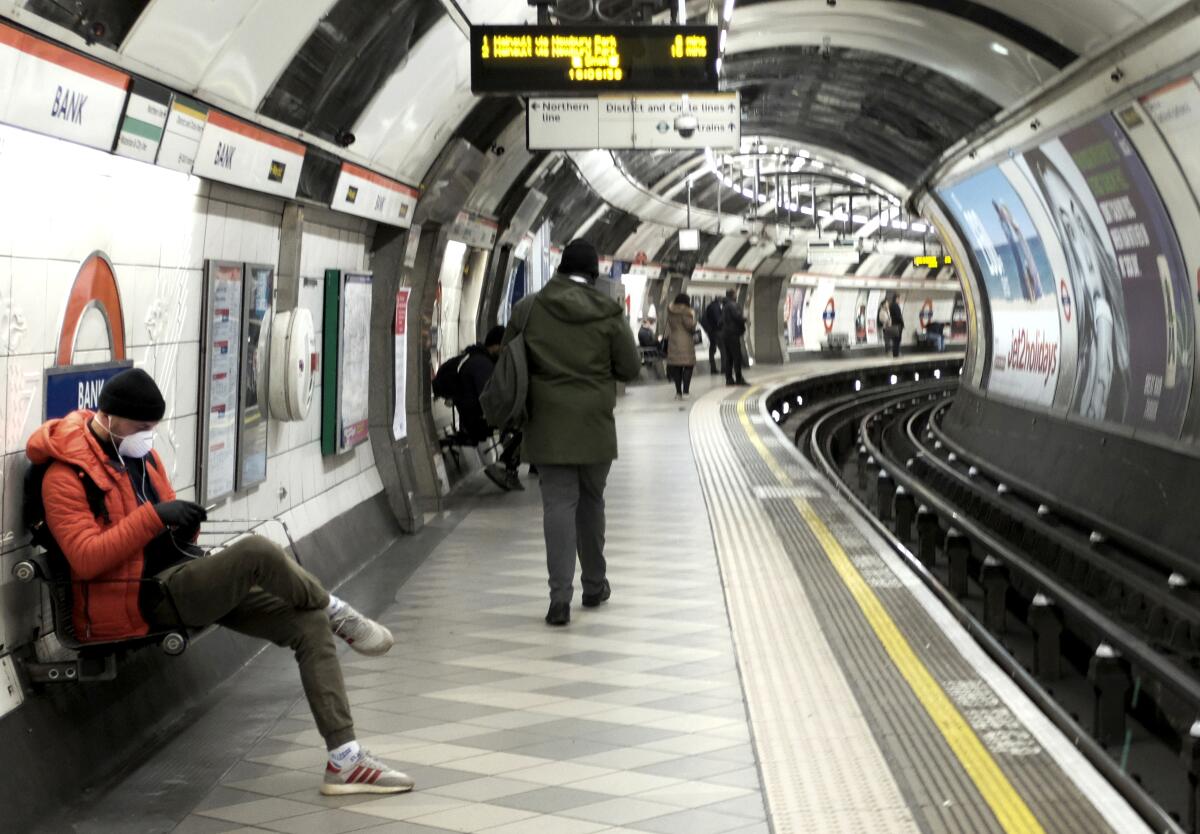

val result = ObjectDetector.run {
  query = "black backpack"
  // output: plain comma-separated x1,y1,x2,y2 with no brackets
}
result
431,353,471,401
24,461,109,552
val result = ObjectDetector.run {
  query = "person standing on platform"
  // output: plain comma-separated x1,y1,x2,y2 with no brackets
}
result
887,292,905,358
721,289,749,386
665,293,698,400
28,368,414,796
506,239,641,626
702,295,724,375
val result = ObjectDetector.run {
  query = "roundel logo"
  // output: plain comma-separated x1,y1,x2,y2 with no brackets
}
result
919,298,934,331
656,121,670,134
57,252,127,365
1060,279,1072,323
823,298,836,334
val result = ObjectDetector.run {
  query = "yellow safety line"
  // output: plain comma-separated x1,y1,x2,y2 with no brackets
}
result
734,393,1046,834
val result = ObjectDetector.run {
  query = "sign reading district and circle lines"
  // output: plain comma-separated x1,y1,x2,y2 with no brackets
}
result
823,298,836,334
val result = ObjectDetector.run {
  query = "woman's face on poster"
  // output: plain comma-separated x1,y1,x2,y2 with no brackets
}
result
1042,165,1102,294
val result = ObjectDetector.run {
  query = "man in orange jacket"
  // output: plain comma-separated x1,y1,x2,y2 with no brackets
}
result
27,368,414,796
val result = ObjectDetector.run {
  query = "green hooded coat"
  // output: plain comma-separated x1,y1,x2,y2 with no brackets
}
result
507,274,641,464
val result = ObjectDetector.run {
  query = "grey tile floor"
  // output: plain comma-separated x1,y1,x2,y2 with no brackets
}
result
181,375,769,834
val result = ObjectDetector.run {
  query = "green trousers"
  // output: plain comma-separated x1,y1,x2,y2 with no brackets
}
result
151,535,355,749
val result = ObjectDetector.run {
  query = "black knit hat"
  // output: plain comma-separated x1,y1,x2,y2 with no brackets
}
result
484,325,506,348
98,368,166,421
558,239,599,281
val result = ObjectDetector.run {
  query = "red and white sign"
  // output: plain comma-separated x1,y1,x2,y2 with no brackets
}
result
823,298,836,333
0,23,129,151
690,265,752,285
392,288,411,441
451,211,499,249
333,162,419,228
193,110,305,199
919,298,934,331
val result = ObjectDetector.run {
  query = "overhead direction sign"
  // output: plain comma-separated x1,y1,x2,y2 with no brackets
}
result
472,25,718,94
528,93,739,150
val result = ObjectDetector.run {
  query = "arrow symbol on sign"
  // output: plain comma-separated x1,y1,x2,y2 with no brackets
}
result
531,102,539,111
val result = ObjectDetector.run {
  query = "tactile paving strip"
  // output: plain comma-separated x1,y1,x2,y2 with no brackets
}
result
692,377,1145,834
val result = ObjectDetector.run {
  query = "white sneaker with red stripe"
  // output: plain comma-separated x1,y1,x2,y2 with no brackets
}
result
321,750,415,795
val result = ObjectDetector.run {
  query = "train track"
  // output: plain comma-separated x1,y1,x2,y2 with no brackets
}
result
767,360,1196,834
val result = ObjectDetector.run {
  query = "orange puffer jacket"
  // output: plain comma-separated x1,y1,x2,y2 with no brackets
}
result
26,410,173,641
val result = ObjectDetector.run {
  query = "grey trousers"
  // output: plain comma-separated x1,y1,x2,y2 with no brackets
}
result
538,462,612,604
150,535,355,749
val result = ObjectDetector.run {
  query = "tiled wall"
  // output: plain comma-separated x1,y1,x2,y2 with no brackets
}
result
0,124,385,654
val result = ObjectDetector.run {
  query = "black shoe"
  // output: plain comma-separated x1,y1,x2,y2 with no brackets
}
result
485,464,512,492
582,580,611,608
545,602,570,626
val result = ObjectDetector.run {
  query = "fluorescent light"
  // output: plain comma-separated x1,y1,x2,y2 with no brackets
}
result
809,161,824,170
719,29,727,52
852,214,867,223
723,0,736,22
678,0,687,23
991,42,1009,56
911,222,928,233
849,173,866,184
716,56,723,73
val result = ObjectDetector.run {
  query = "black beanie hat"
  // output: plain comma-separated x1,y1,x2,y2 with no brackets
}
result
558,239,600,281
484,325,507,347
98,368,166,421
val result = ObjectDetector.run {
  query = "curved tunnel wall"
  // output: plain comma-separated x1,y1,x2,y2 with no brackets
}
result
921,19,1200,550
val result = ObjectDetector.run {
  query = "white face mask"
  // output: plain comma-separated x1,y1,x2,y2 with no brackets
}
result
106,420,155,459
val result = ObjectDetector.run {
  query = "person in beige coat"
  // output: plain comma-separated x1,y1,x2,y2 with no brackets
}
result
665,293,698,399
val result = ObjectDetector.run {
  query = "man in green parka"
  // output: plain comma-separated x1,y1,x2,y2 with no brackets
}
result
505,239,642,625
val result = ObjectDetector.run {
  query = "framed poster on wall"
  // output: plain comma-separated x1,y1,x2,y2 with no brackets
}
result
199,260,244,504
321,270,374,455
237,263,274,490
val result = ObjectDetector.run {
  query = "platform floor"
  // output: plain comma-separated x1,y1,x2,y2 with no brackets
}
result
58,360,1149,834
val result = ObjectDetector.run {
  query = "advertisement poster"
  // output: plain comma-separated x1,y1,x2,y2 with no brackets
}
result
940,166,1062,406
393,288,411,441
202,261,243,502
784,287,806,347
238,265,273,489
854,290,870,344
866,290,887,344
1020,115,1193,433
339,273,373,451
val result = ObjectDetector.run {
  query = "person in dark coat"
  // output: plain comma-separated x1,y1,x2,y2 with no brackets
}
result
887,292,905,358
702,296,724,374
721,289,748,386
451,326,523,491
637,319,658,349
505,239,642,626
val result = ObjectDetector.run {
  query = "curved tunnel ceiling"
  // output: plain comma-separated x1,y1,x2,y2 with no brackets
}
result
725,46,1001,188
4,0,1187,260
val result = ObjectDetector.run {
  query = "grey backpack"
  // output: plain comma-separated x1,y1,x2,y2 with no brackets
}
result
480,298,537,429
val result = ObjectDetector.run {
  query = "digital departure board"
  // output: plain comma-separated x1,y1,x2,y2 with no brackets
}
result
471,25,720,94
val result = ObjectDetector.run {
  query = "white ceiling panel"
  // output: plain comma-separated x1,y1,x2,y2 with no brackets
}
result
973,0,1182,55
729,1,1057,105
192,0,335,109
121,0,265,89
351,19,477,184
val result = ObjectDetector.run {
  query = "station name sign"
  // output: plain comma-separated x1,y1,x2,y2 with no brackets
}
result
471,25,719,94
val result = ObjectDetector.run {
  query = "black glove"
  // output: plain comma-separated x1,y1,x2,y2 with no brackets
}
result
155,500,206,529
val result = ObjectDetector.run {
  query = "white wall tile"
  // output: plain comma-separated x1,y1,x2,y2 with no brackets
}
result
202,202,228,262
6,354,46,454
9,259,48,358
172,341,201,419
